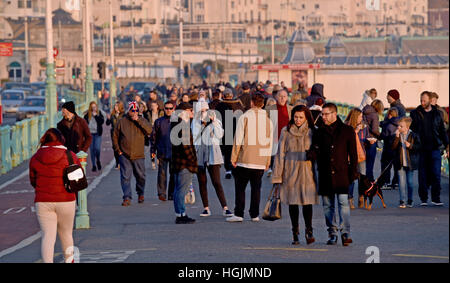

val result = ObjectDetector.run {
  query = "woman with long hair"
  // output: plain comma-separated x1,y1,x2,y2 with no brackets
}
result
106,101,125,169
362,99,384,181
272,105,318,245
84,101,105,172
345,108,369,209
29,128,82,263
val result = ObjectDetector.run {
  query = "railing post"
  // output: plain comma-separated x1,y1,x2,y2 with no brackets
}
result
75,150,90,229
10,125,21,167
0,126,12,174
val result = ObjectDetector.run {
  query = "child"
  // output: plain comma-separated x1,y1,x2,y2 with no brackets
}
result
392,117,421,208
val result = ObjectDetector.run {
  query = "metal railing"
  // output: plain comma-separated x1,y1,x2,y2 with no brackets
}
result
329,100,449,177
0,90,89,175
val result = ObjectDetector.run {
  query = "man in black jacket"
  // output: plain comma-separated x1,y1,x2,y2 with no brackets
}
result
312,103,358,246
410,91,449,206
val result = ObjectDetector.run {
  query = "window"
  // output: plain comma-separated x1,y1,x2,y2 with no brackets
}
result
315,4,319,9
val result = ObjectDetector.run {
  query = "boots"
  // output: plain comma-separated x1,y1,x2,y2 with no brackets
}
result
358,196,364,208
349,198,355,210
292,226,299,245
305,228,315,245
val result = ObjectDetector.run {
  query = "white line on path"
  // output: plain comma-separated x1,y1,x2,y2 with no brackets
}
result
0,170,29,191
0,159,116,260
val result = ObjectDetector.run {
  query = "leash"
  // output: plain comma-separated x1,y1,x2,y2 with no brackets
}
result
365,159,395,195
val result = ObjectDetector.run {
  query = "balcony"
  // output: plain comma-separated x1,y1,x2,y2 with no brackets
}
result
120,5,142,11
306,22,324,27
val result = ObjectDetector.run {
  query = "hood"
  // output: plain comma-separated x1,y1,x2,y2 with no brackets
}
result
386,116,400,126
363,105,377,115
309,105,322,111
310,84,324,97
34,143,68,165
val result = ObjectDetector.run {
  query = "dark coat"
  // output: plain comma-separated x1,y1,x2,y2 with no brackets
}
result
106,113,125,136
410,105,449,151
170,117,198,174
209,99,221,110
84,111,105,136
363,105,381,139
392,131,421,170
390,99,407,118
312,118,358,196
306,84,325,108
238,91,252,112
150,115,173,160
215,99,245,146
57,114,92,153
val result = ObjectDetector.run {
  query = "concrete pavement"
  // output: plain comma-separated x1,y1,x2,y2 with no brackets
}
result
0,144,448,263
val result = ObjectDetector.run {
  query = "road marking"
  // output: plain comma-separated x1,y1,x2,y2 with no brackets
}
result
0,159,116,260
35,248,157,263
0,189,34,195
243,247,328,252
392,254,449,260
0,170,29,191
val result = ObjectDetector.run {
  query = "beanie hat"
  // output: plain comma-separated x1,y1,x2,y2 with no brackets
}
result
387,89,400,100
128,101,138,112
62,101,76,114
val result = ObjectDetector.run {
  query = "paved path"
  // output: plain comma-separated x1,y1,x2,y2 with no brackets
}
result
0,132,448,263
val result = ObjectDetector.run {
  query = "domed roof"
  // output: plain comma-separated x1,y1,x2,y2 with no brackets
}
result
325,35,346,56
281,29,315,64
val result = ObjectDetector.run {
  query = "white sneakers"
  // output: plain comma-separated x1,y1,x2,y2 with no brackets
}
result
226,215,244,222
251,217,260,222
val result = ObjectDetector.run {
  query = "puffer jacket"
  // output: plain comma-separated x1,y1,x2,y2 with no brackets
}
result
29,142,80,203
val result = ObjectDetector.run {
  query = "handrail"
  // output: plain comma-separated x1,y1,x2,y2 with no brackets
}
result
0,90,89,175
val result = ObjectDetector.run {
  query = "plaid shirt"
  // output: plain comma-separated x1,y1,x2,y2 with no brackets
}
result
170,118,198,174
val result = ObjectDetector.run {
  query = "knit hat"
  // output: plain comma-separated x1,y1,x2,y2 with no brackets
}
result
387,89,400,100
62,101,76,114
128,101,138,112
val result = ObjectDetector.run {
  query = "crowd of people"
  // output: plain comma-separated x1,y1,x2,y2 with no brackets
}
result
29,79,449,262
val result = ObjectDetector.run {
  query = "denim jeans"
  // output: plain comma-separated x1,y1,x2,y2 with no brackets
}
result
322,194,350,236
348,162,366,199
119,155,146,200
90,134,102,166
418,150,442,203
398,167,414,204
365,142,378,181
173,169,193,216
157,158,175,199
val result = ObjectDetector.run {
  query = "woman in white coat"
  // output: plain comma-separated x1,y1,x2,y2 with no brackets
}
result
192,98,233,217
272,105,318,245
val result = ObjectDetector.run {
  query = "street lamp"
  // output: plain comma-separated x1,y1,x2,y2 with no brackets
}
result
175,4,185,86
45,0,57,127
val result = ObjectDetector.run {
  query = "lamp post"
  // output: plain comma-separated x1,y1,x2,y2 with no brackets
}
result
45,0,57,128
75,151,90,229
109,0,116,107
84,0,94,104
178,6,184,86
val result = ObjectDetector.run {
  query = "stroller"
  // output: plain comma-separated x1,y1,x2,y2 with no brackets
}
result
358,161,393,210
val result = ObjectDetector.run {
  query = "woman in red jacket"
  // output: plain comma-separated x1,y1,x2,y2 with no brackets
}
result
29,128,82,263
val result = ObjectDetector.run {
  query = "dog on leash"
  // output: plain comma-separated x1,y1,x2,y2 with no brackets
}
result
358,174,387,210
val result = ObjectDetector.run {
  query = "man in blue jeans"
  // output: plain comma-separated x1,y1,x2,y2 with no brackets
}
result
170,102,198,224
312,103,358,246
410,91,449,206
113,101,152,206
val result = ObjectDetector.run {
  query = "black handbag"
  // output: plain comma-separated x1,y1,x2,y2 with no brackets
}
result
63,150,88,193
262,184,282,221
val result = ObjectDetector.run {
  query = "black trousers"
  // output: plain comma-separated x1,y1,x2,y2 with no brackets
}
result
232,166,264,218
288,205,313,231
222,145,233,172
197,165,227,208
157,158,175,198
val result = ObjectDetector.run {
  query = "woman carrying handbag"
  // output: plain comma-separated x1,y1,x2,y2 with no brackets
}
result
272,105,318,245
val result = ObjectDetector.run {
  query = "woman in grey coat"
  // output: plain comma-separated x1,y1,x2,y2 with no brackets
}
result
272,105,318,245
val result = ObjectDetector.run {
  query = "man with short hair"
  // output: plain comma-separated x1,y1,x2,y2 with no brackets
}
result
238,82,252,112
150,101,176,201
386,89,406,118
113,101,152,206
57,101,92,154
410,91,449,206
147,90,164,111
227,92,273,222
312,103,358,246
209,90,222,110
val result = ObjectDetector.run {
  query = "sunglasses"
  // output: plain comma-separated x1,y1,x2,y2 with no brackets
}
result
130,110,138,113
165,107,174,110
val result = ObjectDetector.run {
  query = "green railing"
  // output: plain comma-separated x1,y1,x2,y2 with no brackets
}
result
0,90,89,175
329,100,449,177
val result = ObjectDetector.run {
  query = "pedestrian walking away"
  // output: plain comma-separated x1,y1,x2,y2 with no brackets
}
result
271,105,318,245
84,101,105,172
150,101,176,201
113,101,152,206
29,128,81,263
227,92,273,223
311,103,358,246
192,98,233,218
170,102,198,224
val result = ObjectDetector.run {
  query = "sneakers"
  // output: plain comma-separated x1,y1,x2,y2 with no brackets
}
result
223,210,234,217
114,164,120,170
200,209,211,217
431,201,444,206
175,215,196,224
251,217,260,222
226,215,244,222
407,200,413,208
420,202,428,207
225,172,232,179
138,196,145,204
152,163,156,170
399,202,406,209
266,169,272,177
158,195,167,202
121,199,131,206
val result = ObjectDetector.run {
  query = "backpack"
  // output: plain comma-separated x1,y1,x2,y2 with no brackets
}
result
63,150,88,193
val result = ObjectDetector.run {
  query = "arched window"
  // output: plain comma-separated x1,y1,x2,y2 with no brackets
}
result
8,61,22,82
